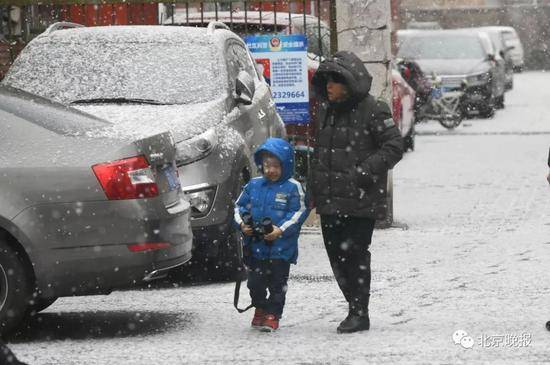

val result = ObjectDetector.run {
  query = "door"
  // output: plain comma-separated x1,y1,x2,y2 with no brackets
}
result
225,40,274,167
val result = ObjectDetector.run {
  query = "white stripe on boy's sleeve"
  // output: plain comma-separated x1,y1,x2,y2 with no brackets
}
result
279,179,306,232
234,190,245,225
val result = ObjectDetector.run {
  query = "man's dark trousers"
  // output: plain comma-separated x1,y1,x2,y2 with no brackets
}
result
320,215,375,313
247,258,290,318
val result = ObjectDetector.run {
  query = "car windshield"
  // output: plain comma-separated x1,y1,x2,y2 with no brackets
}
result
3,39,225,105
398,34,485,60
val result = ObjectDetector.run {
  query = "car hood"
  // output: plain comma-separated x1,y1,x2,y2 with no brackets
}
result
74,98,227,142
415,59,490,76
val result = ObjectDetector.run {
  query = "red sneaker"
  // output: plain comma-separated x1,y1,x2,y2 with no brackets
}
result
260,314,279,332
251,308,265,328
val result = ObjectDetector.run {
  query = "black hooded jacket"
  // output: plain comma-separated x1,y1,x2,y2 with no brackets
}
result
309,51,404,219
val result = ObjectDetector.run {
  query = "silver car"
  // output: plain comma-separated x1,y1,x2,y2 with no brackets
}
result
397,29,506,118
0,86,193,334
3,23,285,279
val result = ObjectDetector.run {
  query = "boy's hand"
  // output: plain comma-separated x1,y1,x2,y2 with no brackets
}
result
241,223,253,236
264,226,283,241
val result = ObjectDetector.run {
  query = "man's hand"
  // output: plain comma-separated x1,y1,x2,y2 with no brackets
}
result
241,223,253,236
264,226,283,242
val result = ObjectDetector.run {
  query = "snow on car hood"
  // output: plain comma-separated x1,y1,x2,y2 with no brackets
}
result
74,99,226,142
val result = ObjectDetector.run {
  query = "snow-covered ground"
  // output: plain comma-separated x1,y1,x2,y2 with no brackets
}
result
10,72,550,364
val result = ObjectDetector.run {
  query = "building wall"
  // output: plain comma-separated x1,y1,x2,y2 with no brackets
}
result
401,0,497,9
336,0,392,102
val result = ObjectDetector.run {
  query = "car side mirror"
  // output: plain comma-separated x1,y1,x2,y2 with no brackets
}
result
235,70,255,106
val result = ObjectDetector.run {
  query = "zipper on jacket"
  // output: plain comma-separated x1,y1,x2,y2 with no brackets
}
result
328,109,335,199
262,180,271,259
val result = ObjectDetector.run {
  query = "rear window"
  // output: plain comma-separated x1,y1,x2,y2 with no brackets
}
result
0,86,110,136
398,34,486,60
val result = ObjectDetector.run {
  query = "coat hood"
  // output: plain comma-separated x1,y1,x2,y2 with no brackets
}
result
254,138,295,182
312,51,373,106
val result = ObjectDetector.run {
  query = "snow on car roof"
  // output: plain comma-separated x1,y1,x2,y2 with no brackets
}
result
40,25,212,44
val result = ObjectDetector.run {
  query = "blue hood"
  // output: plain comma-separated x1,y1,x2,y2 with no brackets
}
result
254,138,294,182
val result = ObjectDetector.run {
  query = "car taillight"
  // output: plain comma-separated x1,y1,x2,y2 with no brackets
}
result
92,156,159,200
127,242,171,252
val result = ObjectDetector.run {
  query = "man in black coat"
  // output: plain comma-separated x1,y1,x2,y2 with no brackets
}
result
309,51,404,333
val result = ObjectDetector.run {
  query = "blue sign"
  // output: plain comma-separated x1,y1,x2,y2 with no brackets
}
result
245,34,310,125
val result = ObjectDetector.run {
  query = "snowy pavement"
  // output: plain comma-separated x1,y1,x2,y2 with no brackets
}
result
10,71,550,364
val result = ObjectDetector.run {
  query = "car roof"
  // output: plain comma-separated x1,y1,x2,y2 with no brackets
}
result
38,25,215,44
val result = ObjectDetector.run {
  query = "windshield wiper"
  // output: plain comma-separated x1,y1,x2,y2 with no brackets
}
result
70,98,168,105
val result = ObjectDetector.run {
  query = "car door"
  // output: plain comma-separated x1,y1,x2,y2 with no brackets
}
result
225,40,276,166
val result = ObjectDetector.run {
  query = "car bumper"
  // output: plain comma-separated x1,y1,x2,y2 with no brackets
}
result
13,197,193,298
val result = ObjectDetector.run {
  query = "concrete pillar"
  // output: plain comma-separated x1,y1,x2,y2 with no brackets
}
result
335,0,392,103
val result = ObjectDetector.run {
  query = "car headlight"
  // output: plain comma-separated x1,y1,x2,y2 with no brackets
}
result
466,72,490,85
176,128,217,166
185,187,217,218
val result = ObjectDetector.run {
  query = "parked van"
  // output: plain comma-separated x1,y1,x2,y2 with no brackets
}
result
479,26,524,72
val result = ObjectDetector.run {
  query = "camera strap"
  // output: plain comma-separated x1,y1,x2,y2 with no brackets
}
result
234,278,254,313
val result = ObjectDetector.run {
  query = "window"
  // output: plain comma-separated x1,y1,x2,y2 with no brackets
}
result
226,42,258,86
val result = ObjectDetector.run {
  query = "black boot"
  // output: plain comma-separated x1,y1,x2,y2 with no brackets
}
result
337,303,370,334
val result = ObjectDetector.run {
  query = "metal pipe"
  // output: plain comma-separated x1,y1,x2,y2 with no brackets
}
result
259,1,262,32
288,0,292,34
244,1,248,33
273,1,276,30
229,1,233,30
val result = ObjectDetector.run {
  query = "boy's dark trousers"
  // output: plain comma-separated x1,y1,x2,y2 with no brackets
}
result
247,257,290,318
320,215,376,314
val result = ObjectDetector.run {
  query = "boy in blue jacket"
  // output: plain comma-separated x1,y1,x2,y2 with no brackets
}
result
234,138,309,332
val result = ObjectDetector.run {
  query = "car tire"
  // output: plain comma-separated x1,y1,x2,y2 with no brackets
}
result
28,296,57,315
495,94,505,109
479,103,495,119
0,240,32,335
207,230,246,282
404,125,415,152
206,167,249,282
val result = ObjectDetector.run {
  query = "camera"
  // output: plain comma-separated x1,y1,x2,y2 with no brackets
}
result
241,212,274,243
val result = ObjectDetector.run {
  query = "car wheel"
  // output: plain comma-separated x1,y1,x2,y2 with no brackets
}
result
207,167,249,282
404,125,415,152
495,94,505,109
207,230,246,282
478,102,495,119
28,296,57,315
0,240,32,335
